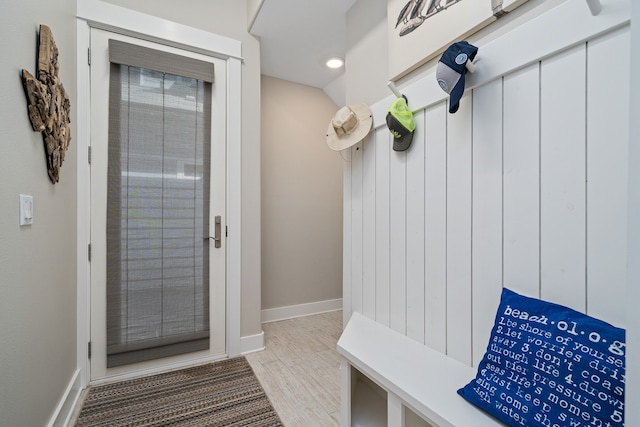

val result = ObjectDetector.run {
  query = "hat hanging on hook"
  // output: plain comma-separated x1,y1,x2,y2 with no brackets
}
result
326,104,373,151
386,95,415,152
436,41,479,114
385,82,415,151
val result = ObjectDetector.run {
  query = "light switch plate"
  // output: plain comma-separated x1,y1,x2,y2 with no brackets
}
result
19,194,33,226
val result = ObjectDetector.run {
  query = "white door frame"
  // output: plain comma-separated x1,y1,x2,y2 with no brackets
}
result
76,0,243,388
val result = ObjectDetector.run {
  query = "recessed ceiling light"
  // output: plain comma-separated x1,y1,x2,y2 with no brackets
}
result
326,57,344,69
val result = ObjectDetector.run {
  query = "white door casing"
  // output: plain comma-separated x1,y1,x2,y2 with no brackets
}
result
77,0,243,387
89,28,227,381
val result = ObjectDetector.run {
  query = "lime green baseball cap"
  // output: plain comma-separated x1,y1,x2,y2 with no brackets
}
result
386,96,415,151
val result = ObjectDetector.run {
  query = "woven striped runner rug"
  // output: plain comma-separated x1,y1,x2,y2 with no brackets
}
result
75,357,283,427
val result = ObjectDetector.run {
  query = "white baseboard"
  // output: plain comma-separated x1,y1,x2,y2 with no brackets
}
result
47,369,82,427
261,298,343,324
240,331,265,355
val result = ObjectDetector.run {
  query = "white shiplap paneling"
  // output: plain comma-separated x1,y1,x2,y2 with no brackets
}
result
503,63,541,299
343,0,630,369
471,78,504,367
540,44,587,312
389,145,408,335
350,142,364,316
362,133,377,320
375,129,392,327
586,27,630,327
406,110,426,344
423,103,448,353
343,147,352,326
445,93,473,365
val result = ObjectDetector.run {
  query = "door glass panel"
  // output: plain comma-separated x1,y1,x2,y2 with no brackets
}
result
106,63,212,367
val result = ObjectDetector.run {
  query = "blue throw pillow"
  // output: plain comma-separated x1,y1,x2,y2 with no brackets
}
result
458,288,625,427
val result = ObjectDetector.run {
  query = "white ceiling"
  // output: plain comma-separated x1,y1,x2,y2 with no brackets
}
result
250,0,358,90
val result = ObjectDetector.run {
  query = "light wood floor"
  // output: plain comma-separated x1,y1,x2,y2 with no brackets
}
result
68,311,343,426
245,310,343,427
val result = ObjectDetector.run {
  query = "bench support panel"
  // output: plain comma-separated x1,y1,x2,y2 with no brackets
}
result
337,312,505,427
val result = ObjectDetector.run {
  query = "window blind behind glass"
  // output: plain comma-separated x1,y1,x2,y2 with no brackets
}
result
106,40,213,368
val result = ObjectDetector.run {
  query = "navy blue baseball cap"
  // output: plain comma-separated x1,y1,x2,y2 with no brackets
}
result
436,41,478,114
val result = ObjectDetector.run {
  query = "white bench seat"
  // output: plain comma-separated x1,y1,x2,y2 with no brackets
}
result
337,312,506,427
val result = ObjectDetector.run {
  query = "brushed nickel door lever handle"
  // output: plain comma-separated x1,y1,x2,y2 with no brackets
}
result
205,215,222,248
213,215,221,248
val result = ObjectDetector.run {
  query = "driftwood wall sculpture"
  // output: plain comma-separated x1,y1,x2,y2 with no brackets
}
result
21,24,71,184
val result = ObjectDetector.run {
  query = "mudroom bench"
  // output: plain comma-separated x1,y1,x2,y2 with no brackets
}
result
337,312,506,427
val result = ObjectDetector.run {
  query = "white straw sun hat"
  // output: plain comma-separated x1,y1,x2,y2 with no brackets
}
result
326,103,373,151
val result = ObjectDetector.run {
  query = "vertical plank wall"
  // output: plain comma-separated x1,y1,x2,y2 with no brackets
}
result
343,25,630,368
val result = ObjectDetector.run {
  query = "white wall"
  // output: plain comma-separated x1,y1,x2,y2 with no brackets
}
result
343,0,630,367
0,0,78,425
345,0,567,105
247,0,265,30
1,4,263,422
345,0,389,106
626,1,640,424
261,76,343,314
101,0,263,338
